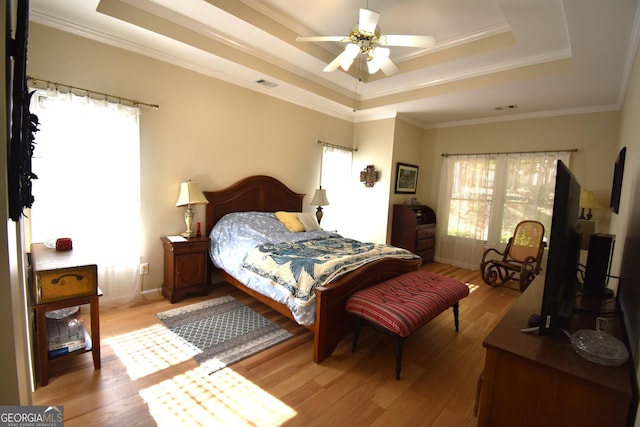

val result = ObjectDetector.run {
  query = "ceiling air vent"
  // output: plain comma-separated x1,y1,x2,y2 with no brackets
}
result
494,104,518,111
256,79,278,88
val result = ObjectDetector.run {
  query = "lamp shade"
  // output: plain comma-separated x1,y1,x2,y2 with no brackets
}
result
579,190,605,210
311,188,329,206
176,181,209,207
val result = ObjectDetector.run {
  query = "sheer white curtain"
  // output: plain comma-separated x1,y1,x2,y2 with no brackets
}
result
29,89,141,305
318,144,353,233
435,151,570,269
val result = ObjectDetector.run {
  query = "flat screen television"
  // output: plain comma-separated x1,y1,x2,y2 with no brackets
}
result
538,160,583,335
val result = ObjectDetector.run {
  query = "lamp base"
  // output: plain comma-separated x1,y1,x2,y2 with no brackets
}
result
315,206,324,225
181,205,196,238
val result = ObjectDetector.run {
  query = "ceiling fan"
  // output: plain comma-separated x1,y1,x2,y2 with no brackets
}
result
296,7,435,76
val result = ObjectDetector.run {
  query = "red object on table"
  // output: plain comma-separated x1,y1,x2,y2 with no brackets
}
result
55,238,73,251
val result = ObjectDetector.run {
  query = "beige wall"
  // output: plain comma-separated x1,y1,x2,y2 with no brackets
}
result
386,117,425,241
351,118,395,243
611,34,640,424
391,117,426,205
27,23,356,295
421,111,621,232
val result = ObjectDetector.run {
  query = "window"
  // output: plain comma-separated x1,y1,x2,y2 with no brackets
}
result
317,144,353,232
29,89,141,305
435,151,570,269
446,157,495,241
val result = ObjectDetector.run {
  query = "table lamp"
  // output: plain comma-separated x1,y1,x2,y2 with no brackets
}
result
579,189,605,220
310,187,329,225
176,180,209,237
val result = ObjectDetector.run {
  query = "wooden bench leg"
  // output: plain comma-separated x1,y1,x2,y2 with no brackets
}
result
395,336,405,380
349,297,464,381
453,302,460,331
352,316,363,352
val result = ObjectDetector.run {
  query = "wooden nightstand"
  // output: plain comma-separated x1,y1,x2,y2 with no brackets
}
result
161,236,210,303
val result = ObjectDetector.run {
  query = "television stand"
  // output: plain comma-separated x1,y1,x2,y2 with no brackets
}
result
582,286,615,299
477,276,634,426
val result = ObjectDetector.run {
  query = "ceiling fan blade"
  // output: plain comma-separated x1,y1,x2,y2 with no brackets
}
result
378,35,436,48
296,36,349,43
359,8,380,33
323,54,344,72
379,56,399,76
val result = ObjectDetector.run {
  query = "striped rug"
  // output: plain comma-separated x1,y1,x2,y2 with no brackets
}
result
157,295,292,374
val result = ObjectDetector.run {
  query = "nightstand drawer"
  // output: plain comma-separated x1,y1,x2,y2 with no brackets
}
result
35,265,98,303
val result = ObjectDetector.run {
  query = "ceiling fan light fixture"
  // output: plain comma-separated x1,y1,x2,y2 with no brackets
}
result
298,7,434,76
367,47,389,74
340,43,360,71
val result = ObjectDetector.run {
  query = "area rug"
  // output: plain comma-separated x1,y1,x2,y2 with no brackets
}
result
156,295,293,374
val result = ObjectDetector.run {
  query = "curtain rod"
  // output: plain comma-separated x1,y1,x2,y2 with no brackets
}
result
317,140,357,152
27,76,160,110
441,148,578,158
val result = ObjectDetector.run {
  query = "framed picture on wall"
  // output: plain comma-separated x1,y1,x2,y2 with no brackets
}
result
395,162,419,194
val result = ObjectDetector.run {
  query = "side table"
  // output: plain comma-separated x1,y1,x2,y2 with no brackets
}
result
30,243,101,386
161,236,210,303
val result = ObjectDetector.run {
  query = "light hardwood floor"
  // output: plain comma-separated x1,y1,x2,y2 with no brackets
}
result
32,263,519,426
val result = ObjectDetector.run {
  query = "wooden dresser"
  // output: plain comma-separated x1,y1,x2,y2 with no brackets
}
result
478,276,634,426
390,204,436,263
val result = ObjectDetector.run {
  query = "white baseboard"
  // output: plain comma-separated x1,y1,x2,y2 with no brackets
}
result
141,287,163,299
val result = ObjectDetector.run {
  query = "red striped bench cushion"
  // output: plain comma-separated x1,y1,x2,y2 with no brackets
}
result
345,271,470,337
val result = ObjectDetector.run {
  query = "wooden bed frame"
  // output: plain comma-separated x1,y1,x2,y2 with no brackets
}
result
204,175,421,363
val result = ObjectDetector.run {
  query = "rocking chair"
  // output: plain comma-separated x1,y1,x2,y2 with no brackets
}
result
480,220,546,292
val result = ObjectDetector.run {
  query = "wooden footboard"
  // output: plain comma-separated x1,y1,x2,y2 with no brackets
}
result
213,257,421,363
204,175,422,364
313,257,421,363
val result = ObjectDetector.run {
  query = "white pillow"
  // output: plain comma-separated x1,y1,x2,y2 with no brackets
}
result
297,212,321,231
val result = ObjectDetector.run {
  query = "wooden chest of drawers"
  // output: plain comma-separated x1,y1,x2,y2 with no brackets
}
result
391,204,436,263
415,223,436,261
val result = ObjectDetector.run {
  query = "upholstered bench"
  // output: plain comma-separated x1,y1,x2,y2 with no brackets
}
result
346,270,470,380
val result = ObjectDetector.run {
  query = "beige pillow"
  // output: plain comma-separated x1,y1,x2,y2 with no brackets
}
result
275,211,305,232
297,212,321,231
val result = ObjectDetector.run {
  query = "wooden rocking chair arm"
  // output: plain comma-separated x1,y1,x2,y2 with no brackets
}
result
481,247,506,262
521,256,541,273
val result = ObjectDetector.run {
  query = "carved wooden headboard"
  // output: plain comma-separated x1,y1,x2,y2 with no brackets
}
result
204,175,305,237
